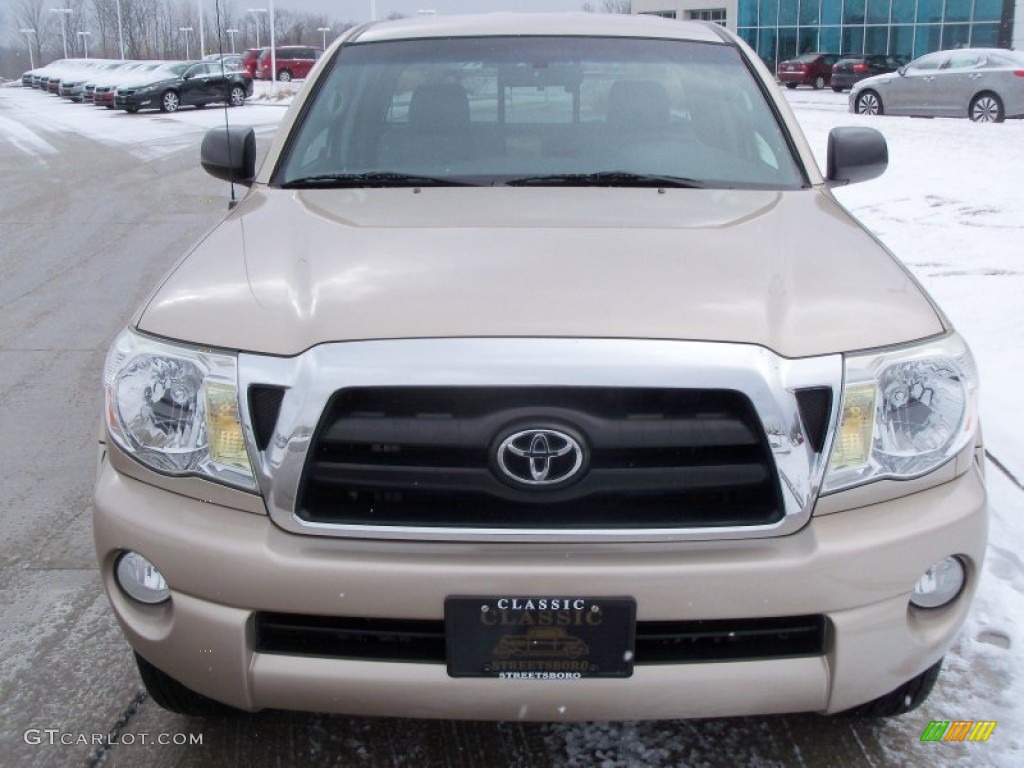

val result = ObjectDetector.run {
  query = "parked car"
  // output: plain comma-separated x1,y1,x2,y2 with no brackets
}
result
96,13,985,723
114,60,253,113
777,52,839,89
91,62,167,108
851,47,1024,122
240,47,264,78
830,55,902,92
204,53,244,72
255,45,319,81
80,61,144,104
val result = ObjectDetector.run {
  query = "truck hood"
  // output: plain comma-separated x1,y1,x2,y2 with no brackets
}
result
138,186,944,358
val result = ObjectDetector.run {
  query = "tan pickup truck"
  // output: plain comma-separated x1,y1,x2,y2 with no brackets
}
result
94,12,986,721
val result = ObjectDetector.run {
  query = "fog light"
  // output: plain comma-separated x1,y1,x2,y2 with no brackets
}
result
910,556,965,609
115,551,170,604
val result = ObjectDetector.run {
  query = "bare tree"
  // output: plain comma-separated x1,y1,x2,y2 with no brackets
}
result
582,1,631,12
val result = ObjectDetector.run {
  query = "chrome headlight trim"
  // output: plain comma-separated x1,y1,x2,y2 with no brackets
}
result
822,332,979,495
103,328,257,492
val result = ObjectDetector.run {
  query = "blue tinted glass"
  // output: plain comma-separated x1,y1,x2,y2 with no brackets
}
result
800,0,821,24
758,27,779,69
891,0,915,22
739,27,758,47
780,0,799,24
945,0,970,22
779,27,799,59
843,0,866,23
973,0,1002,21
942,22,970,46
820,26,841,52
970,23,999,45
913,24,942,56
738,0,758,26
888,25,914,59
841,25,865,53
916,0,942,23
866,0,891,23
760,0,780,25
865,25,888,52
821,0,842,23
798,27,819,53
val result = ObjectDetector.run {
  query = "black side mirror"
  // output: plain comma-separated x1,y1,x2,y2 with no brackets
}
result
201,125,256,185
897,66,907,76
826,126,887,186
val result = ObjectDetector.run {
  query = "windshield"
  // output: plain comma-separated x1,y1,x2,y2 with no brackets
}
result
275,36,804,189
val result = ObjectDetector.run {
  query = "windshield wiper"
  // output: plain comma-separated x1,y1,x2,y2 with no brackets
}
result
503,171,709,188
280,172,476,189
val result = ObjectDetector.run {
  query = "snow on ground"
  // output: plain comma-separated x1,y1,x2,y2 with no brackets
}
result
2,82,1022,763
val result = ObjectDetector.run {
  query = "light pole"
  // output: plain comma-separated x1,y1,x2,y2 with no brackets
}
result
51,8,73,59
226,28,239,54
179,26,193,59
317,27,331,51
115,0,125,59
77,30,91,59
197,0,206,58
20,28,36,70
247,8,267,49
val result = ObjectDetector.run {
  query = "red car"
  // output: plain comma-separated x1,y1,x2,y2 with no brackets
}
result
255,46,320,82
777,53,839,90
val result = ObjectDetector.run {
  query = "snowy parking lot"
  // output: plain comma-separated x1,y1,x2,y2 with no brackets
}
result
1,81,1022,765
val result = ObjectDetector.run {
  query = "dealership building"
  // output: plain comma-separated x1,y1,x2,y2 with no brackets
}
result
632,0,1021,70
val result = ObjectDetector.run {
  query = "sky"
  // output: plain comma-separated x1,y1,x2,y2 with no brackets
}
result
276,0,594,23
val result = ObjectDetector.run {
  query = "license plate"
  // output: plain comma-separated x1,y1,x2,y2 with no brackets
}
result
445,596,636,679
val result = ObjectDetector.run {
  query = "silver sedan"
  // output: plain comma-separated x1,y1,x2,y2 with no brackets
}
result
849,47,1024,123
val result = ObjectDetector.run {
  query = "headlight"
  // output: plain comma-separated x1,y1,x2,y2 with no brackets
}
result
103,328,256,490
823,332,978,494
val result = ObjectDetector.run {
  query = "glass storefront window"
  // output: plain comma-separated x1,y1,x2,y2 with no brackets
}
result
866,0,891,24
969,23,999,46
888,25,914,60
779,27,798,58
891,0,915,23
942,22,970,46
738,0,758,26
758,27,779,68
944,0,970,22
913,24,942,56
821,0,842,24
841,25,865,53
843,0,866,24
780,0,799,24
738,27,758,47
973,0,1002,22
916,0,942,23
799,27,820,52
800,0,821,25
760,0,780,26
818,26,841,52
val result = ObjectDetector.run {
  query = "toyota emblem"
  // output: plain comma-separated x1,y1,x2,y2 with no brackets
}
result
495,428,586,487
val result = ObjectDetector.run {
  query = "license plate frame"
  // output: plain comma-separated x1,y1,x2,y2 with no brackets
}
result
445,596,636,679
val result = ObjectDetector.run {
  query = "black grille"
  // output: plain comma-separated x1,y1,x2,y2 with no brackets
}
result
297,387,783,530
249,385,286,451
255,612,826,664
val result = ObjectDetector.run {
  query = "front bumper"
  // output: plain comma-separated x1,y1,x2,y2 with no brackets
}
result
114,92,156,110
94,450,987,720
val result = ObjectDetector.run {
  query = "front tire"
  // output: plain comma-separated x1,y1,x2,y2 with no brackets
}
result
836,659,943,718
813,75,826,90
228,85,246,107
831,85,844,93
855,90,883,116
785,83,797,90
277,69,293,82
135,653,238,717
970,92,1004,123
160,90,180,113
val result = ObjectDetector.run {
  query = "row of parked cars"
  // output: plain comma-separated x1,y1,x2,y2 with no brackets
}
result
20,56,253,113
776,52,904,91
778,47,1024,123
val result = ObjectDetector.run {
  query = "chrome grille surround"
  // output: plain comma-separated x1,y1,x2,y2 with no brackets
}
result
237,338,842,542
